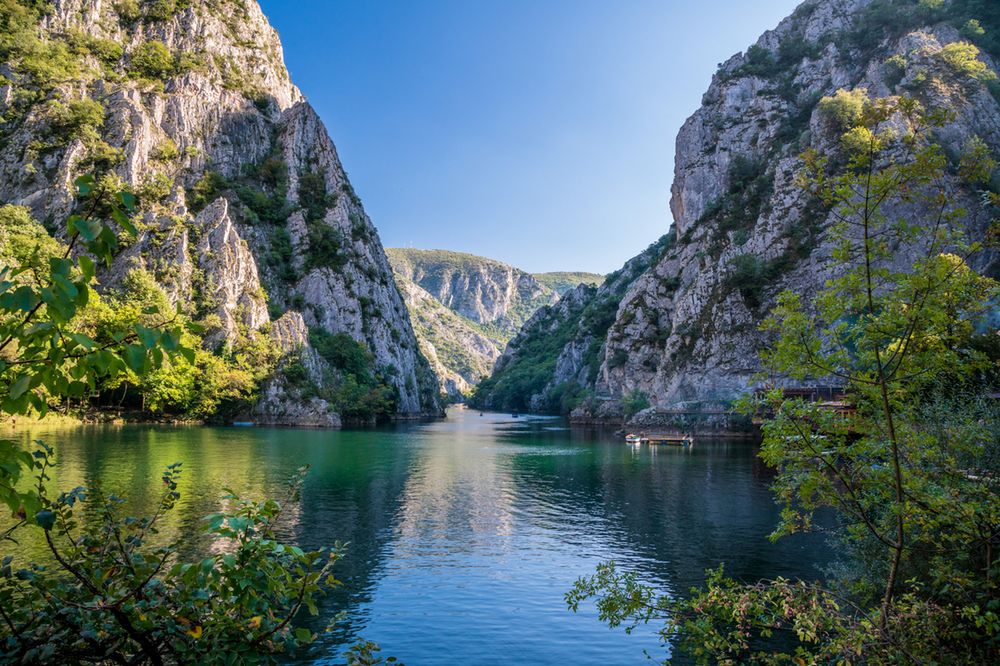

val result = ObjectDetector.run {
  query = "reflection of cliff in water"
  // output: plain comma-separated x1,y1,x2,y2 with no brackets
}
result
2,414,835,665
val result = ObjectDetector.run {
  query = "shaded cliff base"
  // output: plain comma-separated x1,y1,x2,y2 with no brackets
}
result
568,398,757,438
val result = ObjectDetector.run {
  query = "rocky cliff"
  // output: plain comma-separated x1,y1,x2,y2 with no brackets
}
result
394,274,500,398
0,0,440,424
387,248,559,343
471,233,670,413
386,248,560,398
478,0,1000,417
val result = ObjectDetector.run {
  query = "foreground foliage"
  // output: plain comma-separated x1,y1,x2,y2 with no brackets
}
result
568,93,1000,663
1,456,338,664
0,176,365,663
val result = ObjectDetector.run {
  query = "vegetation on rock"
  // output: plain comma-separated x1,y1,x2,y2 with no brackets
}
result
531,271,605,296
471,233,671,414
0,176,382,664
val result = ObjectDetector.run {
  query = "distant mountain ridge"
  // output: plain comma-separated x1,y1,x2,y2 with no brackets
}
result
387,248,559,343
388,248,600,399
532,272,604,295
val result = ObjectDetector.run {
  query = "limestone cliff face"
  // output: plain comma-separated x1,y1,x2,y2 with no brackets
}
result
394,275,500,398
387,248,558,398
601,0,1000,407
471,234,669,413
0,0,440,422
479,0,1000,415
387,249,558,343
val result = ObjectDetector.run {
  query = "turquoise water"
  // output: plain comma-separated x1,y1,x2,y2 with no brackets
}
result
3,408,830,664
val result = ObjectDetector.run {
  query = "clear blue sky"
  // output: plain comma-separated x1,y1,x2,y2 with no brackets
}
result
257,0,800,274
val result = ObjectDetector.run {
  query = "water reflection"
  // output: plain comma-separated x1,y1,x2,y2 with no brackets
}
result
1,408,830,665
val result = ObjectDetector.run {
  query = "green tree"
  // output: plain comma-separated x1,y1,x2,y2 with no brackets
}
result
622,388,650,420
129,40,174,80
0,177,354,663
568,96,1000,663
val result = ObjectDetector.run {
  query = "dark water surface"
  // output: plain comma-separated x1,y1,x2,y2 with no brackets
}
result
4,408,831,664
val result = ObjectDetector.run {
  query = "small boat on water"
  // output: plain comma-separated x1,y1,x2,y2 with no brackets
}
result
625,433,648,444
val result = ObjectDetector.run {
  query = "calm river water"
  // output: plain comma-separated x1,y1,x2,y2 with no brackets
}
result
3,407,831,664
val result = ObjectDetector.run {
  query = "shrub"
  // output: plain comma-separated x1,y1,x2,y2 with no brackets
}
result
728,253,787,309
936,41,996,82
67,32,123,66
174,50,207,76
113,0,141,23
883,54,907,88
0,204,63,271
963,18,986,39
153,138,179,161
840,125,878,155
622,389,650,419
49,97,105,143
817,88,868,129
736,44,779,78
309,329,374,382
187,171,228,214
129,40,174,80
298,169,336,222
139,172,174,204
82,140,124,171
144,0,183,22
958,135,997,184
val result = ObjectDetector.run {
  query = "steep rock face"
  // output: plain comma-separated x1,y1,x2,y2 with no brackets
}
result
386,247,560,398
387,248,558,342
194,198,269,346
395,275,500,397
471,234,670,413
479,0,1000,416
252,311,341,427
599,0,1000,407
0,0,440,422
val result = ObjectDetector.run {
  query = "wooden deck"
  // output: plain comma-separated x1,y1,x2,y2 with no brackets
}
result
627,434,694,446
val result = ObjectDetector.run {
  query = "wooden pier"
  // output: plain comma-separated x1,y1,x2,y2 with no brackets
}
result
647,435,693,446
626,433,694,446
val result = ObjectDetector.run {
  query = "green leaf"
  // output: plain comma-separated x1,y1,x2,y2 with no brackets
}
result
8,286,39,312
9,374,32,400
78,255,95,280
74,174,96,196
110,208,137,236
124,344,146,372
178,345,196,364
34,509,55,531
136,325,159,349
72,218,102,242
118,191,137,212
